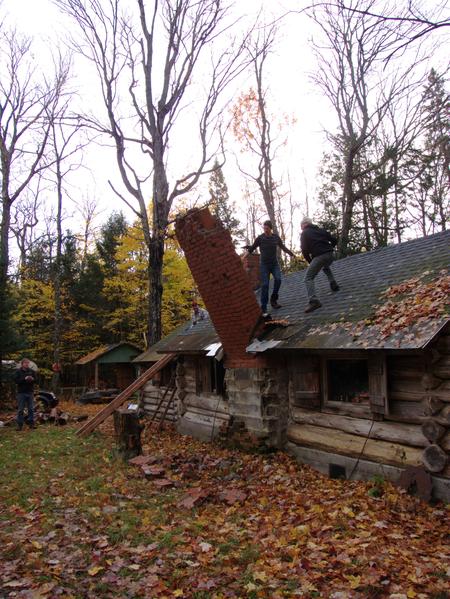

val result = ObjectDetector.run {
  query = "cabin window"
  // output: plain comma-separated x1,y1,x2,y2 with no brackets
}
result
327,360,369,404
327,359,369,404
196,357,226,396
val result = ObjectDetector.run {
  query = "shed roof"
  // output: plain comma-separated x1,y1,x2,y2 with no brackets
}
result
148,230,450,354
75,342,142,365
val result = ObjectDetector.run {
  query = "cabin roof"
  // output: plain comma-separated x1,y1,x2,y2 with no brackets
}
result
75,342,142,365
150,230,450,355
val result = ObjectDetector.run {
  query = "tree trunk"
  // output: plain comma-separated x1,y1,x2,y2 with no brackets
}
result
148,238,164,346
113,408,143,460
0,196,11,391
149,148,170,346
52,157,63,394
338,150,356,257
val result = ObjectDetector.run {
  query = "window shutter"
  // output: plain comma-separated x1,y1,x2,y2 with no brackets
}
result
368,353,388,419
291,357,321,411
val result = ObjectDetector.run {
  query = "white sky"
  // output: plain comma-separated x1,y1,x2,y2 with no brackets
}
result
1,0,447,251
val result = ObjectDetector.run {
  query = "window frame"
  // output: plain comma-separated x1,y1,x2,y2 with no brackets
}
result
195,356,226,397
320,353,373,418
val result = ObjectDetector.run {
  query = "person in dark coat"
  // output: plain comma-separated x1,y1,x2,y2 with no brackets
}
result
245,220,295,316
13,358,37,430
300,217,339,313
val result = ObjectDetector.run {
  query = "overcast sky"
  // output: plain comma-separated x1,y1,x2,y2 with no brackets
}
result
1,0,447,250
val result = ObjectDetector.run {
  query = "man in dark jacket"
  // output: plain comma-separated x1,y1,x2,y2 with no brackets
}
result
300,217,339,313
14,358,37,430
245,220,295,316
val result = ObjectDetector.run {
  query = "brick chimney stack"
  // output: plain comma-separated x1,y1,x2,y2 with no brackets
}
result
175,208,262,367
241,253,261,291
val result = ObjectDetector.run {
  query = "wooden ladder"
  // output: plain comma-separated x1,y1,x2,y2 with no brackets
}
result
76,353,176,437
148,373,177,430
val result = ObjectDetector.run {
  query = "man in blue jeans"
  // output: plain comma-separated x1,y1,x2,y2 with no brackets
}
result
300,217,339,313
245,220,295,316
14,358,37,431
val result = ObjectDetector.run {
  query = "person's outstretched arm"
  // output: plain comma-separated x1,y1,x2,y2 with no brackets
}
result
243,236,261,254
278,237,295,258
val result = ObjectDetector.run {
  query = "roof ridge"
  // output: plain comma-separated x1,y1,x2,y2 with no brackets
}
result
331,229,450,265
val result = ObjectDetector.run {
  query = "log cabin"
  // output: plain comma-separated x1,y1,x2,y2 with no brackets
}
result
137,209,450,500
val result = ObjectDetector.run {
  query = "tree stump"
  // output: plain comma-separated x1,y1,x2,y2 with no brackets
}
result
422,444,448,473
113,409,143,461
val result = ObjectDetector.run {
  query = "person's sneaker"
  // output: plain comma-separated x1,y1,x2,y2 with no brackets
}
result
304,300,322,313
330,282,340,292
262,312,272,320
270,298,282,309
16,424,23,431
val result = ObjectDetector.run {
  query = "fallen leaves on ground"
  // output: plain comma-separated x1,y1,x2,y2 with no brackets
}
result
0,408,449,598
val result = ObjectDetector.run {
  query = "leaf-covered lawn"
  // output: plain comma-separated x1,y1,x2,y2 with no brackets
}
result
0,414,449,599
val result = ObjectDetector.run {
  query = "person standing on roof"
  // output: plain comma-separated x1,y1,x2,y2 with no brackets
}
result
191,300,209,326
245,220,295,317
300,217,339,313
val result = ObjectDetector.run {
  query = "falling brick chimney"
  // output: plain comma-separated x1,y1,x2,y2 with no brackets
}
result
175,208,262,368
241,253,261,291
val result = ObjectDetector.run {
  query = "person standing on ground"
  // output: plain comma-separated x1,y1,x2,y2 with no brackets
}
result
300,217,339,313
14,358,37,431
245,220,295,316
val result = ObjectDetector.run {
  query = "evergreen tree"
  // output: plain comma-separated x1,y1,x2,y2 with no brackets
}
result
96,211,128,274
209,160,244,244
420,69,449,231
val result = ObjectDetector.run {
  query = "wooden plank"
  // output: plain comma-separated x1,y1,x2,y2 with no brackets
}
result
286,443,450,502
389,390,426,402
287,423,422,468
290,408,429,448
76,353,176,436
321,402,371,418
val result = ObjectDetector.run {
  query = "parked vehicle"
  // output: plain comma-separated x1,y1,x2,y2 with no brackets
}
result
77,388,120,404
35,390,59,412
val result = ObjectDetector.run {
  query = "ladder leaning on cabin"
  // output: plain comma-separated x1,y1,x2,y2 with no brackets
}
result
76,353,176,437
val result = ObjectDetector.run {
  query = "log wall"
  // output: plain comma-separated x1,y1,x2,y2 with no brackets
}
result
286,325,450,500
141,379,178,422
176,356,229,440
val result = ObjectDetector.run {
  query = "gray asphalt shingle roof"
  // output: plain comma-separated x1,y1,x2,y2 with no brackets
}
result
151,230,450,354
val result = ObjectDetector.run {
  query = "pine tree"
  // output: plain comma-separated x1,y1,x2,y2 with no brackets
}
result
96,211,128,274
420,69,449,231
208,159,244,244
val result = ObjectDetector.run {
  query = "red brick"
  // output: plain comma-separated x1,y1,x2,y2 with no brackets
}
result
176,209,262,365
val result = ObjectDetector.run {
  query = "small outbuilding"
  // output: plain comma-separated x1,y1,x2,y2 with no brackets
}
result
75,342,141,391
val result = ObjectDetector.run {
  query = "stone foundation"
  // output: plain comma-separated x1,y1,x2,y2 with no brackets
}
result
225,366,288,448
